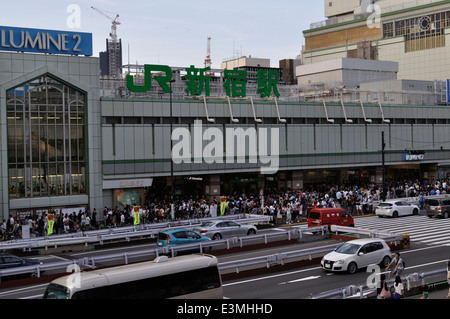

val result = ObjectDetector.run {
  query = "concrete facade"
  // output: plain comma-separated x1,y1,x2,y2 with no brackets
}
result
100,96,450,206
296,58,398,88
304,0,450,82
0,51,102,219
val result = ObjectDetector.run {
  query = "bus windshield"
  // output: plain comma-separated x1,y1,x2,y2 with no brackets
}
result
43,283,70,299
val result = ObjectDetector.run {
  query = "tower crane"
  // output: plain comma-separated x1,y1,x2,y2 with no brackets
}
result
91,6,121,42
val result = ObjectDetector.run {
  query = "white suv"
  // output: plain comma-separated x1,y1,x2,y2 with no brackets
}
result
321,238,392,274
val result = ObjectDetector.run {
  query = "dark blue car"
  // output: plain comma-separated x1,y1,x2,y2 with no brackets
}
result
0,253,42,270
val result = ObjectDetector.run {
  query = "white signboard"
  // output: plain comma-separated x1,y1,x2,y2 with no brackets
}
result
103,179,153,189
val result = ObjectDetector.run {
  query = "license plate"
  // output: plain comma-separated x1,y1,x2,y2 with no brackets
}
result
325,264,331,269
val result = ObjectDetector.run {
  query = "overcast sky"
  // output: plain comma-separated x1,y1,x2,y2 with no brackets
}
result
0,0,325,68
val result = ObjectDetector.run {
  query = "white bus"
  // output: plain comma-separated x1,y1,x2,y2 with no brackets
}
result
43,254,222,299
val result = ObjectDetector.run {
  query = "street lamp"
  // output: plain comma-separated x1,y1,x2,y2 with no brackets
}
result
169,79,175,219
381,131,386,201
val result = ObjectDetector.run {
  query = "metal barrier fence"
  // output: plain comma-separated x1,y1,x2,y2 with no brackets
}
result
0,222,406,281
310,267,449,299
0,225,328,282
218,242,340,274
0,214,270,252
330,225,404,244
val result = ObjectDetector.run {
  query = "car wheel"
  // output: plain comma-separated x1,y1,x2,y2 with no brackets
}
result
247,229,256,236
392,211,398,218
381,255,391,268
412,208,419,215
212,233,222,240
347,262,357,274
444,212,449,219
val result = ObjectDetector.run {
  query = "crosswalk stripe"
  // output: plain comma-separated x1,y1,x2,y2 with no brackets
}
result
410,228,450,239
353,215,450,245
284,215,450,245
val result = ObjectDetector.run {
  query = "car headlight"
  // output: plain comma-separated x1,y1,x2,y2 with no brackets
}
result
336,260,345,264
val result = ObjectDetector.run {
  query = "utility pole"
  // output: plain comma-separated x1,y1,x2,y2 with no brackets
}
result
381,131,386,201
170,79,175,219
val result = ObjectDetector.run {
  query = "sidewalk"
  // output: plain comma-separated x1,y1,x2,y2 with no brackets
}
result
408,287,450,299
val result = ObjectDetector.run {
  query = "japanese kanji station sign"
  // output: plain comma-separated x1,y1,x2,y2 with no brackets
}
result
126,64,280,98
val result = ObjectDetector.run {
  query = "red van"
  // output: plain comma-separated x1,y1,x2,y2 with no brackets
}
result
308,208,354,229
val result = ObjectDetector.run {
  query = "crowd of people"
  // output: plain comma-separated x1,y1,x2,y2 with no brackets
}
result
2,177,450,240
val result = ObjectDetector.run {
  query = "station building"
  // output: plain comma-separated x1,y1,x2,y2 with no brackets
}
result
301,0,450,81
2,4,450,222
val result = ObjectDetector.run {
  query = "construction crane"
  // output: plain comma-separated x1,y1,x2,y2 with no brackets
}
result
91,6,121,42
204,36,212,76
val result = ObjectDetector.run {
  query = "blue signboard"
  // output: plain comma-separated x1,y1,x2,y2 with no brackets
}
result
403,153,425,161
447,79,450,104
0,26,92,56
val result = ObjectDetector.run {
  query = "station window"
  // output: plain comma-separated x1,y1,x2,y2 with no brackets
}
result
7,75,87,198
384,11,450,52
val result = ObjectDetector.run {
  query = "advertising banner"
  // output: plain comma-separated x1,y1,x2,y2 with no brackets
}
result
0,25,92,56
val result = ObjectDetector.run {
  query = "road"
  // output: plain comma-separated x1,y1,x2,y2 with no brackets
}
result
222,242,449,299
0,213,449,299
223,214,450,299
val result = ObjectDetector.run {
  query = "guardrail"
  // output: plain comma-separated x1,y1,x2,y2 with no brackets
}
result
1,223,405,281
310,267,449,299
0,225,328,282
330,225,403,244
0,214,270,252
218,242,340,274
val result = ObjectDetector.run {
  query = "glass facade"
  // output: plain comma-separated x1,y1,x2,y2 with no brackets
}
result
7,75,87,198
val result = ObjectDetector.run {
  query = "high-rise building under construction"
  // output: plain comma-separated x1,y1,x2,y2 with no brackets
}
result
100,38,123,78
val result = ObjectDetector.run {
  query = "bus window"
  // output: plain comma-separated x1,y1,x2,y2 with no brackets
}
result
43,283,70,299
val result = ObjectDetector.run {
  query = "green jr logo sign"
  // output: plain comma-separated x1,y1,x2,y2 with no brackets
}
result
126,64,280,98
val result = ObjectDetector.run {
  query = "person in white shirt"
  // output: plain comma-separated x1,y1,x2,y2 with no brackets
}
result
63,214,70,233
394,276,404,299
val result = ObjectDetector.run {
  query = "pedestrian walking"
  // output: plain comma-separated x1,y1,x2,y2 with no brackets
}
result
377,273,391,299
394,276,405,299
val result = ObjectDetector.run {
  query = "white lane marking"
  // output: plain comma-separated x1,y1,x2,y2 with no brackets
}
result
0,284,48,296
223,244,449,288
222,266,322,287
278,276,321,285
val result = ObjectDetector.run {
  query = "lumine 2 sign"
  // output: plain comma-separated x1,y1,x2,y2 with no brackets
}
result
0,26,93,56
127,64,281,98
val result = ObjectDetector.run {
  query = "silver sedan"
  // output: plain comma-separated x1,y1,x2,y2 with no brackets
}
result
194,220,257,240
